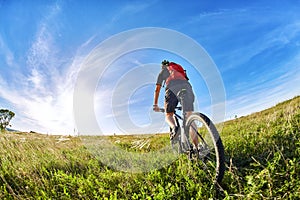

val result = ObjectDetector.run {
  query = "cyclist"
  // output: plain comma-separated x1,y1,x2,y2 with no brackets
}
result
153,60,197,144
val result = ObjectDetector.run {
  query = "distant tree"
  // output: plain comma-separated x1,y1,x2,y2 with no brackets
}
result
0,109,15,131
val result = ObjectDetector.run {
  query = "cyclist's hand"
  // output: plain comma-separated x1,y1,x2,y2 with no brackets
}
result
153,105,160,112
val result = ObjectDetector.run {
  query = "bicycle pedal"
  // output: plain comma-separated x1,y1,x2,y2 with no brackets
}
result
171,133,179,141
169,133,174,140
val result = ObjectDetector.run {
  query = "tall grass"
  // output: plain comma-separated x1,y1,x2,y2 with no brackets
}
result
221,96,300,199
0,96,299,199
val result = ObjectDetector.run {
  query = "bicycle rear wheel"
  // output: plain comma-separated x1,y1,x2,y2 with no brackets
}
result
185,112,225,184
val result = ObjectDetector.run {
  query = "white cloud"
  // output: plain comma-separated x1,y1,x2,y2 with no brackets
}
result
0,35,15,67
111,1,154,23
0,52,86,134
225,53,300,120
0,2,88,135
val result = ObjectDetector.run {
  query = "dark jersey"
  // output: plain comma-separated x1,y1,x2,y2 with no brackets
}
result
156,67,169,86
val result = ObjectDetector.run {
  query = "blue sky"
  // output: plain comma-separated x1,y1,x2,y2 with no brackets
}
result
0,0,300,135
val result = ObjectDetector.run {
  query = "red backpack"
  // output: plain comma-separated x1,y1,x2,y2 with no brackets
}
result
165,62,189,85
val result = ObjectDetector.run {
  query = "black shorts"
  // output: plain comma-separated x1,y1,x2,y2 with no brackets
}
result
164,81,194,113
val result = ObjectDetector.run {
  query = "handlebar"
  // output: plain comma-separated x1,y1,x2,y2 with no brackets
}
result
154,107,182,113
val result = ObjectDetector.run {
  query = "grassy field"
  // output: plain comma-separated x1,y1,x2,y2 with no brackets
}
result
0,96,299,199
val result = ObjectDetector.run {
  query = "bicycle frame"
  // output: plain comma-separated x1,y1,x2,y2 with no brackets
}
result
173,107,184,128
173,107,211,158
172,107,194,156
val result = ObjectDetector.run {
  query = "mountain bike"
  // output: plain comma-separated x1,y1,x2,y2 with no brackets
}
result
159,89,225,184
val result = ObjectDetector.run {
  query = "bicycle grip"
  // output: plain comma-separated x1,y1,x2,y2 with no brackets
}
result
153,107,165,112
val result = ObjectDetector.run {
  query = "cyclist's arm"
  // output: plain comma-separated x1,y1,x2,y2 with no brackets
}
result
153,67,168,111
153,84,161,106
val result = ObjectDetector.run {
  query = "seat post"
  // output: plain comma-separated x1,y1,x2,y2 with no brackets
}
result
177,89,187,120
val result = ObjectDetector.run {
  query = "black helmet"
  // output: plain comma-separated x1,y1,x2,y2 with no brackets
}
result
161,60,169,66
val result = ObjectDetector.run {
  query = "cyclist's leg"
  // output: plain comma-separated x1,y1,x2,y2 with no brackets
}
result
165,112,175,129
182,84,198,147
186,111,199,146
165,88,178,135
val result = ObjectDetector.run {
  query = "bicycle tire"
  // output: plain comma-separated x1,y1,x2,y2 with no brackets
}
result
185,112,225,184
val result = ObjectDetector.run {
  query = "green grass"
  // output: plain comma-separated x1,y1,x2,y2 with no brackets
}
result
0,96,299,199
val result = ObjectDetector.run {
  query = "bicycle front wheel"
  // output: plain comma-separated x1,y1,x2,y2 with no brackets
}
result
185,112,225,184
